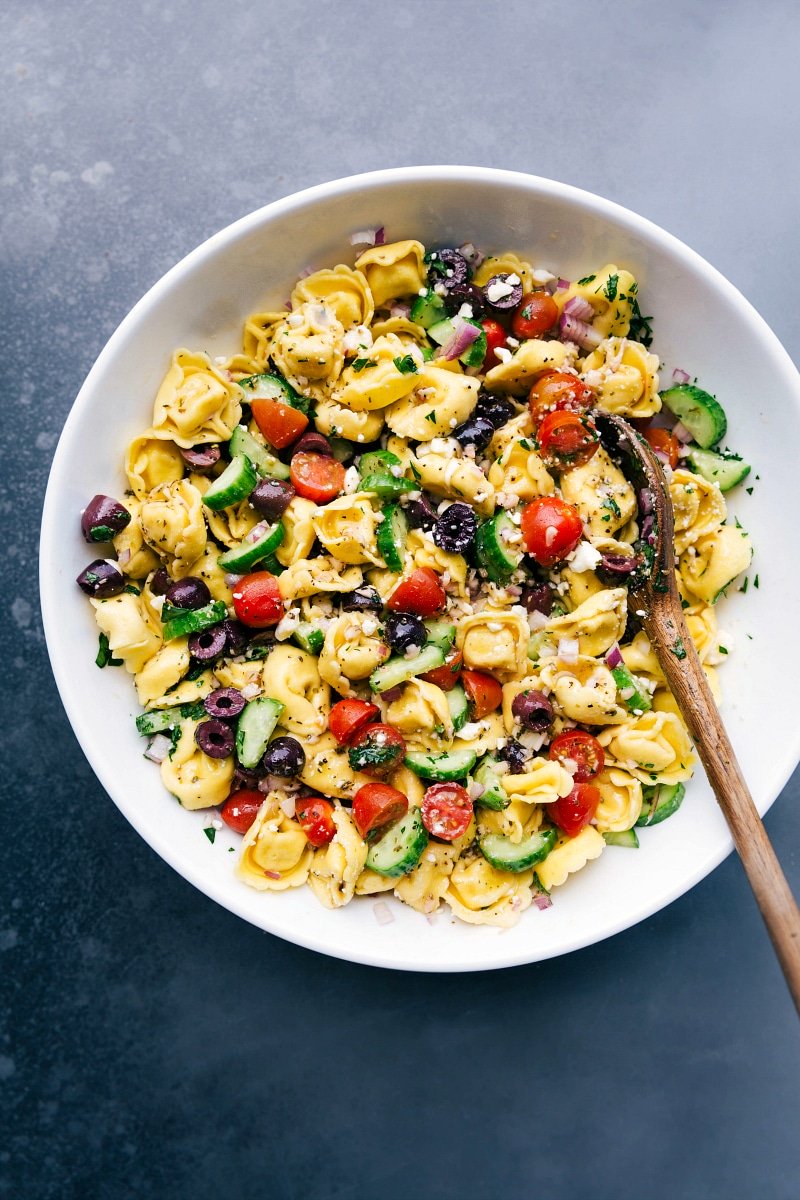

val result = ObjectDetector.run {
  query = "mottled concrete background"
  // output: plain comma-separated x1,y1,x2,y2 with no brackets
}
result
2,1,799,1197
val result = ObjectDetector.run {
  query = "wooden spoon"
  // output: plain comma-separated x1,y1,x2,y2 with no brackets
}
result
594,410,800,1014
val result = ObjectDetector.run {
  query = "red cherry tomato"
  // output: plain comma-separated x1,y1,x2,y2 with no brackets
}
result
520,496,584,567
328,698,380,745
348,723,406,778
549,782,601,836
537,410,599,471
480,317,508,369
231,571,283,627
643,427,680,470
461,670,503,719
352,783,409,840
421,782,473,842
420,647,463,691
220,789,263,835
290,451,346,503
512,292,559,340
548,730,605,782
295,796,336,847
250,398,309,449
528,370,596,422
387,568,447,616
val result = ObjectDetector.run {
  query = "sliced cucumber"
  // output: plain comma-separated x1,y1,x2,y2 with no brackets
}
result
329,437,355,462
479,828,557,872
636,781,686,827
684,446,751,492
660,384,727,449
239,371,308,413
446,684,469,732
376,503,409,571
423,619,456,652
217,523,284,573
365,808,429,878
409,289,448,329
405,747,477,781
358,449,402,477
202,454,258,510
135,701,205,736
235,696,284,768
472,755,510,810
369,643,444,693
610,663,652,714
475,511,524,582
292,622,324,655
229,426,291,481
603,829,640,848
361,474,416,501
162,600,227,642
427,317,487,368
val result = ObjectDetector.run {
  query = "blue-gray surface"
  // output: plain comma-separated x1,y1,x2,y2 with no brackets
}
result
2,1,799,1196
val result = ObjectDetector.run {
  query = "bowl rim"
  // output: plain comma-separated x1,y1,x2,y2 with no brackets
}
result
40,165,800,972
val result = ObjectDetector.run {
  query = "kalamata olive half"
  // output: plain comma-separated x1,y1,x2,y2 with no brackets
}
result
293,431,333,457
444,282,486,319
474,392,515,429
262,736,306,777
426,247,470,289
433,503,477,554
80,494,131,543
76,558,125,598
384,612,426,653
189,625,227,662
179,443,221,472
249,478,296,521
204,687,246,719
231,764,264,791
341,586,383,613
483,273,524,312
520,583,554,616
164,576,211,611
222,618,249,656
195,719,235,759
149,566,171,595
498,738,530,774
403,494,438,530
511,690,554,731
452,415,495,453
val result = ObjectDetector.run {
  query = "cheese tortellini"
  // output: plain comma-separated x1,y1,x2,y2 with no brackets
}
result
152,349,242,446
263,645,330,738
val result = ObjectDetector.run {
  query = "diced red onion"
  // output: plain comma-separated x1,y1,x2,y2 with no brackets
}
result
263,869,281,880
563,295,595,322
380,685,404,703
279,795,297,819
389,302,411,319
467,780,486,802
118,548,131,566
605,642,624,669
533,892,553,911
672,367,691,385
144,733,172,763
458,242,485,268
224,572,242,587
246,521,269,543
559,313,603,351
375,226,385,245
350,226,383,247
373,901,395,926
436,316,481,361
241,682,261,701
672,421,694,443
556,278,570,290
558,637,580,663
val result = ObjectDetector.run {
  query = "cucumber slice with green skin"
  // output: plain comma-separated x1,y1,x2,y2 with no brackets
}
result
376,503,409,571
446,684,469,732
261,553,285,575
235,696,285,768
329,437,355,462
684,446,751,491
370,643,444,693
202,454,258,510
135,701,205,736
360,474,417,501
292,622,324,655
475,511,524,582
162,600,227,641
660,384,727,448
603,829,640,848
229,426,291,481
217,523,284,573
427,318,487,368
358,449,402,477
423,619,456,652
239,371,308,414
405,747,477,781
636,781,686,827
472,755,510,810
479,828,558,872
365,808,429,878
410,290,448,329
610,664,652,714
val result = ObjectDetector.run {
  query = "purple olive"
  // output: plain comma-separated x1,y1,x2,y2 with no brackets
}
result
520,583,554,616
452,415,495,453
195,719,235,759
249,478,296,521
149,566,171,595
76,558,125,598
403,494,438,530
512,690,554,731
444,282,486,318
81,495,131,543
498,738,530,774
231,764,264,791
204,687,246,720
483,273,524,312
426,248,470,288
293,431,333,457
384,613,426,654
599,553,640,577
179,443,221,472
433,502,477,554
189,625,227,662
222,618,249,656
261,736,305,777
165,576,210,611
474,392,515,429
341,586,383,612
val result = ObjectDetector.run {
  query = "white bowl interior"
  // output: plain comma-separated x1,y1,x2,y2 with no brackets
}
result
41,167,800,971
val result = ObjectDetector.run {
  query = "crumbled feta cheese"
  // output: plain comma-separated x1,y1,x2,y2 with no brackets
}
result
486,280,514,303
567,540,603,573
457,303,474,319
275,608,301,641
493,346,513,363
343,465,360,494
545,525,559,548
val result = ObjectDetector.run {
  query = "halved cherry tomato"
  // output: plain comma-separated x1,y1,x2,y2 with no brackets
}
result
528,370,596,422
643,427,680,470
220,789,263,835
329,698,380,746
520,496,584,567
295,796,336,847
290,451,346,503
549,782,601,836
548,730,605,782
512,292,559,340
250,398,308,449
348,723,406,778
421,647,463,691
421,782,473,842
231,571,283,627
481,317,508,369
462,670,502,719
387,567,447,616
352,783,409,840
537,410,599,470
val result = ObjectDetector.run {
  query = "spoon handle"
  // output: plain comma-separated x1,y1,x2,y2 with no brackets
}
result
646,601,800,1014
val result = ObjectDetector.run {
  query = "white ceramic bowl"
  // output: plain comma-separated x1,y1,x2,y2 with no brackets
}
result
41,166,800,972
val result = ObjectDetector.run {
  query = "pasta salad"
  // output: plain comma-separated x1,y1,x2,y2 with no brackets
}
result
76,235,753,927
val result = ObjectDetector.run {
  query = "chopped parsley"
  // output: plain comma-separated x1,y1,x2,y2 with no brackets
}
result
96,633,122,668
203,827,216,844
576,274,596,286
123,583,141,595
352,357,376,373
628,296,654,347
753,574,759,588
719,645,729,654
393,354,418,375
603,274,619,301
409,461,421,481
601,496,622,519
670,638,687,661
424,410,438,424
